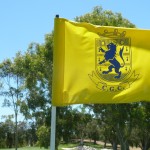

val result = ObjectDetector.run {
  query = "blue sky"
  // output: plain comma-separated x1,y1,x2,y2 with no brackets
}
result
0,0,150,119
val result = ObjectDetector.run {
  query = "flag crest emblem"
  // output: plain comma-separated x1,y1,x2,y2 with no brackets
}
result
96,29,132,82
89,29,139,92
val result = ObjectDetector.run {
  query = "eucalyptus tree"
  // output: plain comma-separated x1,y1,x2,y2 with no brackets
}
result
86,119,100,144
130,102,150,150
36,125,50,148
75,6,135,28
0,53,25,150
19,34,53,120
0,115,14,148
14,35,54,147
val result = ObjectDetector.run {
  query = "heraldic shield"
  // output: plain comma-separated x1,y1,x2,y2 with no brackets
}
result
95,35,131,82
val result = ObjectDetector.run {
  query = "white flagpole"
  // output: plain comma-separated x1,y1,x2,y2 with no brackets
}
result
50,14,59,150
50,106,56,150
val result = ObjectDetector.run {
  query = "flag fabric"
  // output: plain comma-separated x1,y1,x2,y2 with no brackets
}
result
52,17,150,106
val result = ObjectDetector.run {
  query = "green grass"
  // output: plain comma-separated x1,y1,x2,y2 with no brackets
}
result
0,147,42,150
58,141,103,150
0,145,77,150
0,142,104,150
84,143,103,149
58,143,78,149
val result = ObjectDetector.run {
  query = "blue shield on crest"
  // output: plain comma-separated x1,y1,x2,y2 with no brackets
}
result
95,37,131,82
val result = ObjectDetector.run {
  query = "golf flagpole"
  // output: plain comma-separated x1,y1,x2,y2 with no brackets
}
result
50,14,59,150
50,106,56,150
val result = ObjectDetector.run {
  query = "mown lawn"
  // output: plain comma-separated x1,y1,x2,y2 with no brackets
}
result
0,142,103,150
59,143,78,149
0,145,68,150
0,147,42,150
58,141,103,149
0,146,63,150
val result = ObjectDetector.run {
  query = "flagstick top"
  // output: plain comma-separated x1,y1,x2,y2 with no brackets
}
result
56,14,59,18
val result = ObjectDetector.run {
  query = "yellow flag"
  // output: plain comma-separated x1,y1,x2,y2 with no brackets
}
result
52,17,150,106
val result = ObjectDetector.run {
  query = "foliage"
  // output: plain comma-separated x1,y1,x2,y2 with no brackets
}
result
129,102,150,150
75,6,135,28
0,117,38,149
0,55,26,150
0,115,14,148
86,119,100,144
36,125,50,149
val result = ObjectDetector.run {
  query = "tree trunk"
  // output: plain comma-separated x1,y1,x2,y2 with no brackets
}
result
120,141,129,150
112,140,117,150
116,123,129,150
103,141,107,148
141,139,149,150
93,139,97,145
15,111,18,150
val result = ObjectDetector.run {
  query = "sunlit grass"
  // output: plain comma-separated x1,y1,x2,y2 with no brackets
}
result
58,143,78,149
58,141,103,150
0,141,104,150
0,147,42,150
